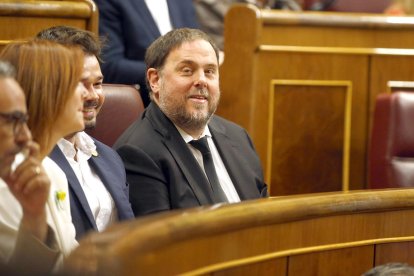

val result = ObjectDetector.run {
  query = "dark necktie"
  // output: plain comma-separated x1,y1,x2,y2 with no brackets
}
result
189,137,228,203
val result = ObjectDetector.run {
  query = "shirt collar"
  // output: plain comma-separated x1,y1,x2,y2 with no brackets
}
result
174,124,212,143
57,132,97,160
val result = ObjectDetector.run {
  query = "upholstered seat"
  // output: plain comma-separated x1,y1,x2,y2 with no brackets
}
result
85,84,144,147
368,92,414,188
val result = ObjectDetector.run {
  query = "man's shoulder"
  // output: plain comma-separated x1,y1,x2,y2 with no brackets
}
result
114,121,162,152
114,105,166,148
92,137,115,152
89,137,124,160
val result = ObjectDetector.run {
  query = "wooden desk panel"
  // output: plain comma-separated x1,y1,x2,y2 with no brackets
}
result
289,246,374,276
219,4,414,195
375,241,414,265
214,258,287,276
370,55,414,113
0,0,97,51
387,81,414,93
268,80,351,195
66,189,414,275
222,47,369,194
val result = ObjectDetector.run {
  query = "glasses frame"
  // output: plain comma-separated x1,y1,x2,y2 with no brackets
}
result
0,111,29,136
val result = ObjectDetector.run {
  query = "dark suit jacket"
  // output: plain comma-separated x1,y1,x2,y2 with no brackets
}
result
114,103,268,217
50,137,134,240
95,0,199,105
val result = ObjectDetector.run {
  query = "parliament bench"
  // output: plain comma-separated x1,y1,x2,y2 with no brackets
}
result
218,4,414,195
66,189,414,275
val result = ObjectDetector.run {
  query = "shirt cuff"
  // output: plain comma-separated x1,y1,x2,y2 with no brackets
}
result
8,224,61,275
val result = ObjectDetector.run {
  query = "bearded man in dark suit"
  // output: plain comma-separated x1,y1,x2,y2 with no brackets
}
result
114,28,268,217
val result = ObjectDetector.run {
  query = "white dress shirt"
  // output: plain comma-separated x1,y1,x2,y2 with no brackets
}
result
175,125,241,203
57,132,117,232
144,0,173,35
0,157,78,271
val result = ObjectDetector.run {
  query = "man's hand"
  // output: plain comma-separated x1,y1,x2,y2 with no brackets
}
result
4,141,50,242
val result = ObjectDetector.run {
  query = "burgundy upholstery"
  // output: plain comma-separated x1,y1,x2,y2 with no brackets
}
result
368,92,414,189
85,84,144,147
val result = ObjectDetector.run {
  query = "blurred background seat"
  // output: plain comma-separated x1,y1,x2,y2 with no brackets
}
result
368,92,414,188
85,84,144,147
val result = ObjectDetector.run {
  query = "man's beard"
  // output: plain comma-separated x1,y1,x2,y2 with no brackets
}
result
83,100,99,129
158,87,219,133
84,119,97,129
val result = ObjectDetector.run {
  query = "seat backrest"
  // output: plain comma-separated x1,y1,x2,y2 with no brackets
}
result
85,84,144,147
368,92,414,188
0,0,98,52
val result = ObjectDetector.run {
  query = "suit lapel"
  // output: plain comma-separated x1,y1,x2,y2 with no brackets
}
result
164,139,215,205
50,146,97,229
147,104,215,205
209,118,260,199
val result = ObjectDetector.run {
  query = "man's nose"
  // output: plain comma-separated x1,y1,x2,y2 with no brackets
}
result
84,84,99,100
15,123,32,147
194,71,208,88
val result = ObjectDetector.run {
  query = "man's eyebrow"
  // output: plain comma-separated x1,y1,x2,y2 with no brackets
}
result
0,111,28,120
177,60,218,68
177,60,195,66
205,63,218,68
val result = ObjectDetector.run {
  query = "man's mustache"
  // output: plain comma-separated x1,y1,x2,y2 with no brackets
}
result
188,89,210,99
83,100,99,109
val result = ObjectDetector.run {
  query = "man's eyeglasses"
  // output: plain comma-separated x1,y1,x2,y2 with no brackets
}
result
0,111,29,136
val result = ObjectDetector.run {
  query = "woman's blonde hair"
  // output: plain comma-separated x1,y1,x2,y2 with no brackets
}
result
0,40,83,149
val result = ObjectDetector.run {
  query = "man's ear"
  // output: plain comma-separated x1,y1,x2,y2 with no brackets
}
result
147,68,160,95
